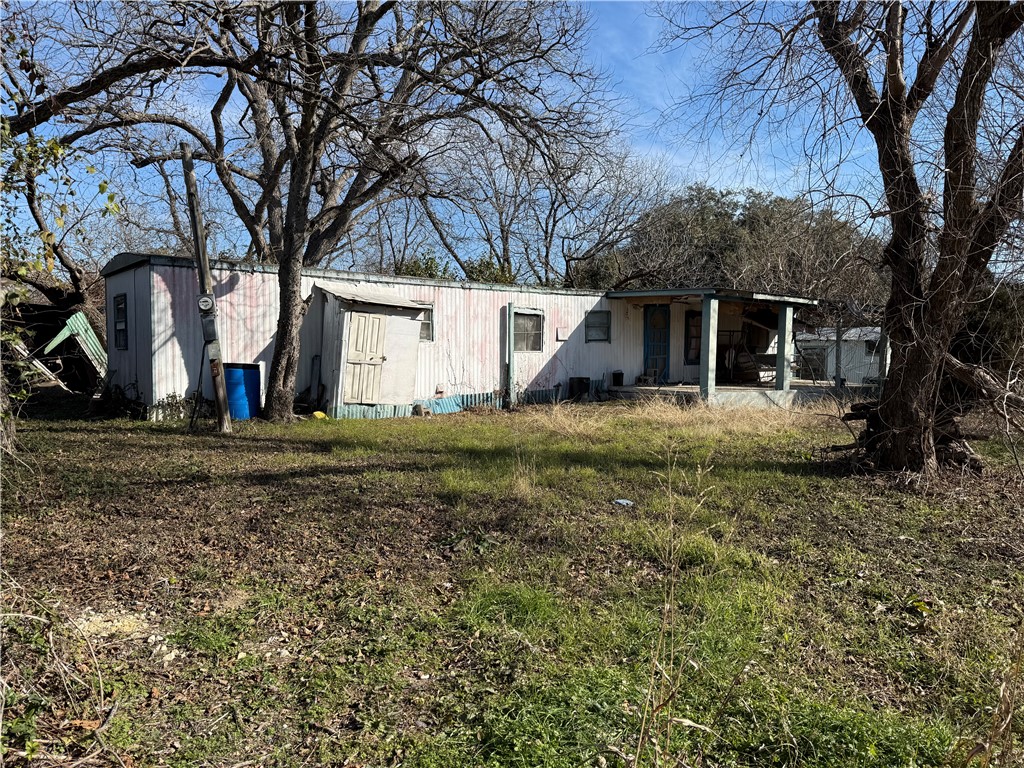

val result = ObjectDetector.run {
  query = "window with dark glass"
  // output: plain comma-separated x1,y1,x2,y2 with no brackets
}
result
113,294,128,350
585,310,611,342
420,308,434,341
513,312,543,351
684,310,702,364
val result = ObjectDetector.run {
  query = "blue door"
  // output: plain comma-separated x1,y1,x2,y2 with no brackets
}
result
644,305,670,383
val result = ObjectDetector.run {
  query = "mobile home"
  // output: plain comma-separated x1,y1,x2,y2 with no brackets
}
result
101,253,818,418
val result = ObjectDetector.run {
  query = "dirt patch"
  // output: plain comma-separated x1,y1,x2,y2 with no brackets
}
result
73,606,154,639
211,587,251,614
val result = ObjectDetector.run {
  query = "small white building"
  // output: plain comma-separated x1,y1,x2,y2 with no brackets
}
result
794,326,889,385
101,253,818,418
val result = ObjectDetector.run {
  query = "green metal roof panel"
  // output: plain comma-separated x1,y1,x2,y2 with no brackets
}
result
42,311,107,376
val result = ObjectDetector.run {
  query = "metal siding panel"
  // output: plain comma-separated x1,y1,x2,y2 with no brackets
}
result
135,262,639,411
215,268,278,400
331,403,414,419
376,310,420,405
135,268,153,402
459,391,496,409
508,290,613,397
297,289,325,394
320,294,345,412
150,264,195,402
425,395,463,414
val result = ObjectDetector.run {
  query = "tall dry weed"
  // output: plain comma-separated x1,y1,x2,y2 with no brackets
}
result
628,398,825,438
519,398,828,442
952,632,1021,768
518,400,617,441
607,456,726,768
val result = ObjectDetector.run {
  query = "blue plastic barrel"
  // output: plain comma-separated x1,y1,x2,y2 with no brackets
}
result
224,363,261,420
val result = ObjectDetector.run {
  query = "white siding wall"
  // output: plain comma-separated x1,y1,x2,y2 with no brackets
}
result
137,260,808,406
151,265,280,403
135,268,154,401
376,308,421,404
825,341,880,385
143,261,640,405
309,272,621,399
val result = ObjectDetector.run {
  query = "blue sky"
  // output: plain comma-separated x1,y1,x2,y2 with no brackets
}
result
583,1,879,204
585,4,686,156
584,1,778,191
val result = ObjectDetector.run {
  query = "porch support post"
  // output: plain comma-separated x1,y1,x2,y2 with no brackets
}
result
776,304,794,391
699,297,718,399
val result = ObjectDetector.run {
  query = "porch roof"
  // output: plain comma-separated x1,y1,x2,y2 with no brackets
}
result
604,287,818,307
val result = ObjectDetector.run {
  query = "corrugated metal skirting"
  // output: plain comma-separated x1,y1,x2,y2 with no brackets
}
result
328,391,498,420
330,403,414,419
521,388,561,405
422,396,464,415
458,392,497,409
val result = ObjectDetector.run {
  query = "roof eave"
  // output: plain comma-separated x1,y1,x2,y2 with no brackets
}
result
604,287,818,307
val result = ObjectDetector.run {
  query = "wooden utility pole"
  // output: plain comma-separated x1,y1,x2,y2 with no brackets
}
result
181,142,231,433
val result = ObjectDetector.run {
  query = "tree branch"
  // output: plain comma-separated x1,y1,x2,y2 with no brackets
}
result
5,49,257,137
907,5,974,115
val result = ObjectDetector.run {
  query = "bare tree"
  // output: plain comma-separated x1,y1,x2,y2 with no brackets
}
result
2,0,265,344
8,1,604,420
401,131,667,285
419,134,538,281
2,1,258,139
534,140,668,287
659,2,1024,473
345,198,440,276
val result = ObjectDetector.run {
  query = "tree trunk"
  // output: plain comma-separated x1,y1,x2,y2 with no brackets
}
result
1,364,15,456
263,256,304,421
873,341,941,474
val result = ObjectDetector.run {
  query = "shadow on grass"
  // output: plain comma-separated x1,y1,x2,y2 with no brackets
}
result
18,388,95,421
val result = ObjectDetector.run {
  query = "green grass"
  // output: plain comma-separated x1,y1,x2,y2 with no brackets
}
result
3,399,1022,766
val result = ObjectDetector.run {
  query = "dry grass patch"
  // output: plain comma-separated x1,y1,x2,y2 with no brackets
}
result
519,398,831,443
627,397,830,437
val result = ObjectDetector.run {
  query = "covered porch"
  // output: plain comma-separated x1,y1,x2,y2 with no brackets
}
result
604,288,818,400
609,381,872,409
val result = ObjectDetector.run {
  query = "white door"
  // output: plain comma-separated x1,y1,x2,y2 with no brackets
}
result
344,311,387,403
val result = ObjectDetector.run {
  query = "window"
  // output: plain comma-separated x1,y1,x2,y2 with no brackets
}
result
684,310,701,364
585,310,611,342
419,307,434,341
865,339,878,355
113,294,128,350
513,311,543,351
